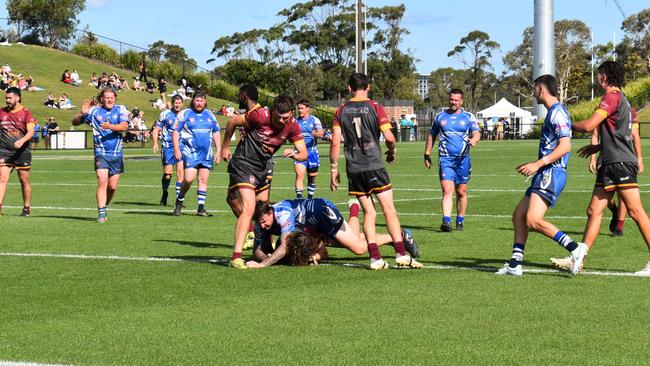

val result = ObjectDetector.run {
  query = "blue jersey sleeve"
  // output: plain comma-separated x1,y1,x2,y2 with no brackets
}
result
313,116,323,132
467,113,480,133
207,111,220,133
82,107,97,124
175,109,187,132
274,203,296,235
116,105,129,124
552,107,572,139
429,114,440,136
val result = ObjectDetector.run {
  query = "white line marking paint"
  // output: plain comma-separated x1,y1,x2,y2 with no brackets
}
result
0,361,73,366
1,252,645,278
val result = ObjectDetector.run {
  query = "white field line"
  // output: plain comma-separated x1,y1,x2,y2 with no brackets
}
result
1,204,585,219
8,182,650,194
0,252,644,278
0,362,73,366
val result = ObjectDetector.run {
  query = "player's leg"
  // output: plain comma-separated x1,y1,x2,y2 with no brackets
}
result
307,170,318,199
160,164,173,206
440,179,455,231
347,197,361,237
227,188,243,217
374,189,422,268
611,195,626,236
294,163,306,198
174,167,196,215
0,165,13,213
526,193,581,254
16,168,31,215
96,169,109,222
582,186,612,249
175,161,184,199
358,195,379,259
496,196,529,275
617,187,650,251
455,183,467,230
106,173,121,206
196,167,211,216
230,187,257,269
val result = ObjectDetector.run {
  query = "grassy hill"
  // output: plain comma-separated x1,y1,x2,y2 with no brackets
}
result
0,44,235,131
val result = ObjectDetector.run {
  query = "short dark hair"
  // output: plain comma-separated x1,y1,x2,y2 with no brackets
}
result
273,95,294,114
253,200,273,222
239,83,259,102
6,86,21,100
349,73,370,92
192,90,208,100
533,74,559,97
449,88,464,97
171,94,184,103
597,61,625,87
296,99,310,108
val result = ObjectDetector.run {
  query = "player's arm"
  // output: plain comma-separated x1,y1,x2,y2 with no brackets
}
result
329,126,342,191
468,130,480,147
424,128,438,169
573,108,607,133
517,137,571,176
251,234,288,268
71,100,92,126
588,128,599,173
14,122,35,149
172,130,181,160
381,125,397,163
152,125,161,153
632,123,644,173
221,114,246,161
101,121,129,132
284,139,307,161
212,131,222,164
313,127,324,139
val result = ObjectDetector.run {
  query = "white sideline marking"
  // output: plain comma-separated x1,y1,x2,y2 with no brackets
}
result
1,204,584,219
0,362,73,366
0,252,645,278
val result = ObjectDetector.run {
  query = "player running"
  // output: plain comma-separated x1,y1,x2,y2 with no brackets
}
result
221,86,307,269
330,72,422,270
293,99,323,199
0,87,36,216
152,94,184,206
172,91,221,217
495,74,587,276
246,198,419,268
424,88,480,232
72,87,129,223
551,61,650,276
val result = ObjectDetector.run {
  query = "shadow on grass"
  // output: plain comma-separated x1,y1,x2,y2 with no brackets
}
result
149,255,231,266
31,215,97,222
422,257,570,277
113,201,161,207
376,222,438,232
153,239,231,249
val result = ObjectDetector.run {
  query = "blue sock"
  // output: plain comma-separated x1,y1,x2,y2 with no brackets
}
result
307,182,316,198
197,189,207,209
509,243,525,267
553,231,578,252
296,189,303,199
456,216,464,224
175,182,182,198
443,216,451,224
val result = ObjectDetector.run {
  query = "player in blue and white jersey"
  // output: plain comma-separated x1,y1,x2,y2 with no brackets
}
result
424,88,480,232
245,198,419,268
172,91,221,217
496,74,587,276
72,88,129,223
152,94,184,206
293,99,323,199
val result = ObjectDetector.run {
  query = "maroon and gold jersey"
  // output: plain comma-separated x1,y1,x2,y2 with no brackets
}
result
0,106,36,151
333,98,391,173
230,104,303,171
595,88,636,164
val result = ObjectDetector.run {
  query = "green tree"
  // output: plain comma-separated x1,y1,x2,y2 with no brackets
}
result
617,8,650,79
7,0,85,48
447,30,500,111
426,67,467,109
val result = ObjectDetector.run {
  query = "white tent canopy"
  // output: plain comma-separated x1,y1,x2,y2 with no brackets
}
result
476,98,534,136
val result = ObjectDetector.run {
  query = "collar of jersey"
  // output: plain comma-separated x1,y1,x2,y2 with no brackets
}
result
606,86,621,93
350,97,369,102
7,105,24,113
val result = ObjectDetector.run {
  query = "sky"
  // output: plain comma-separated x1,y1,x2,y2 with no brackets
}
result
0,0,648,75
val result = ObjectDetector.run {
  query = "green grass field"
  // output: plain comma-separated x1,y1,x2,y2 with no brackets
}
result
2,140,650,365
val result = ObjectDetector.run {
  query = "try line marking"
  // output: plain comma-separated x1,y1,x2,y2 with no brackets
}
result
1,252,646,278
0,362,72,366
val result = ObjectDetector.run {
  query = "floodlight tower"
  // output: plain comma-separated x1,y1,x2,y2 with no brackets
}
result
533,0,555,121
355,0,367,74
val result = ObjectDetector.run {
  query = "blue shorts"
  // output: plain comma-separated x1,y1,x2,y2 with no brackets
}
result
439,156,471,184
525,167,567,208
161,146,179,166
307,198,344,238
295,150,320,171
94,155,124,176
183,153,213,170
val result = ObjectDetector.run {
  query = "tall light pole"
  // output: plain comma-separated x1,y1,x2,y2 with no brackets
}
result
355,0,366,74
533,0,555,121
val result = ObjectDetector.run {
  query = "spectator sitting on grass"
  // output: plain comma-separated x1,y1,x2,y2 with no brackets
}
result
58,93,75,109
44,92,59,108
152,97,166,110
61,69,74,85
70,69,82,85
89,72,98,88
146,80,155,93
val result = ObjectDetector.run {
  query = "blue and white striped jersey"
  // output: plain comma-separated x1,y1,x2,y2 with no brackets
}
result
83,105,129,157
430,109,480,157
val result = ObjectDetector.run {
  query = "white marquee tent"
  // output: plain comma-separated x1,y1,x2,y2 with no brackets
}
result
476,98,534,137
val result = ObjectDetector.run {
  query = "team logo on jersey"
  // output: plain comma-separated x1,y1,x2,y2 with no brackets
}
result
440,120,447,126
189,117,195,123
97,116,103,121
460,120,465,125
249,175,256,185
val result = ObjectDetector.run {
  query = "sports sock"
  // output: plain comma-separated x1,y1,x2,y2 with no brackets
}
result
231,252,242,260
307,181,316,198
98,206,107,216
367,243,381,260
175,181,182,198
296,188,303,199
197,189,207,209
616,220,625,231
553,231,578,252
456,216,464,224
177,192,185,202
393,240,407,256
349,202,360,218
509,243,525,267
161,174,172,192
443,216,451,224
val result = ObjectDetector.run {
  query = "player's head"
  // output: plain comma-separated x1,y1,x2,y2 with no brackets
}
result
348,73,370,92
533,74,558,104
597,61,624,88
191,90,208,112
171,94,184,112
272,95,294,127
238,83,258,110
296,99,310,118
285,230,321,266
98,87,117,109
253,200,275,230
5,87,21,109
448,88,464,112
